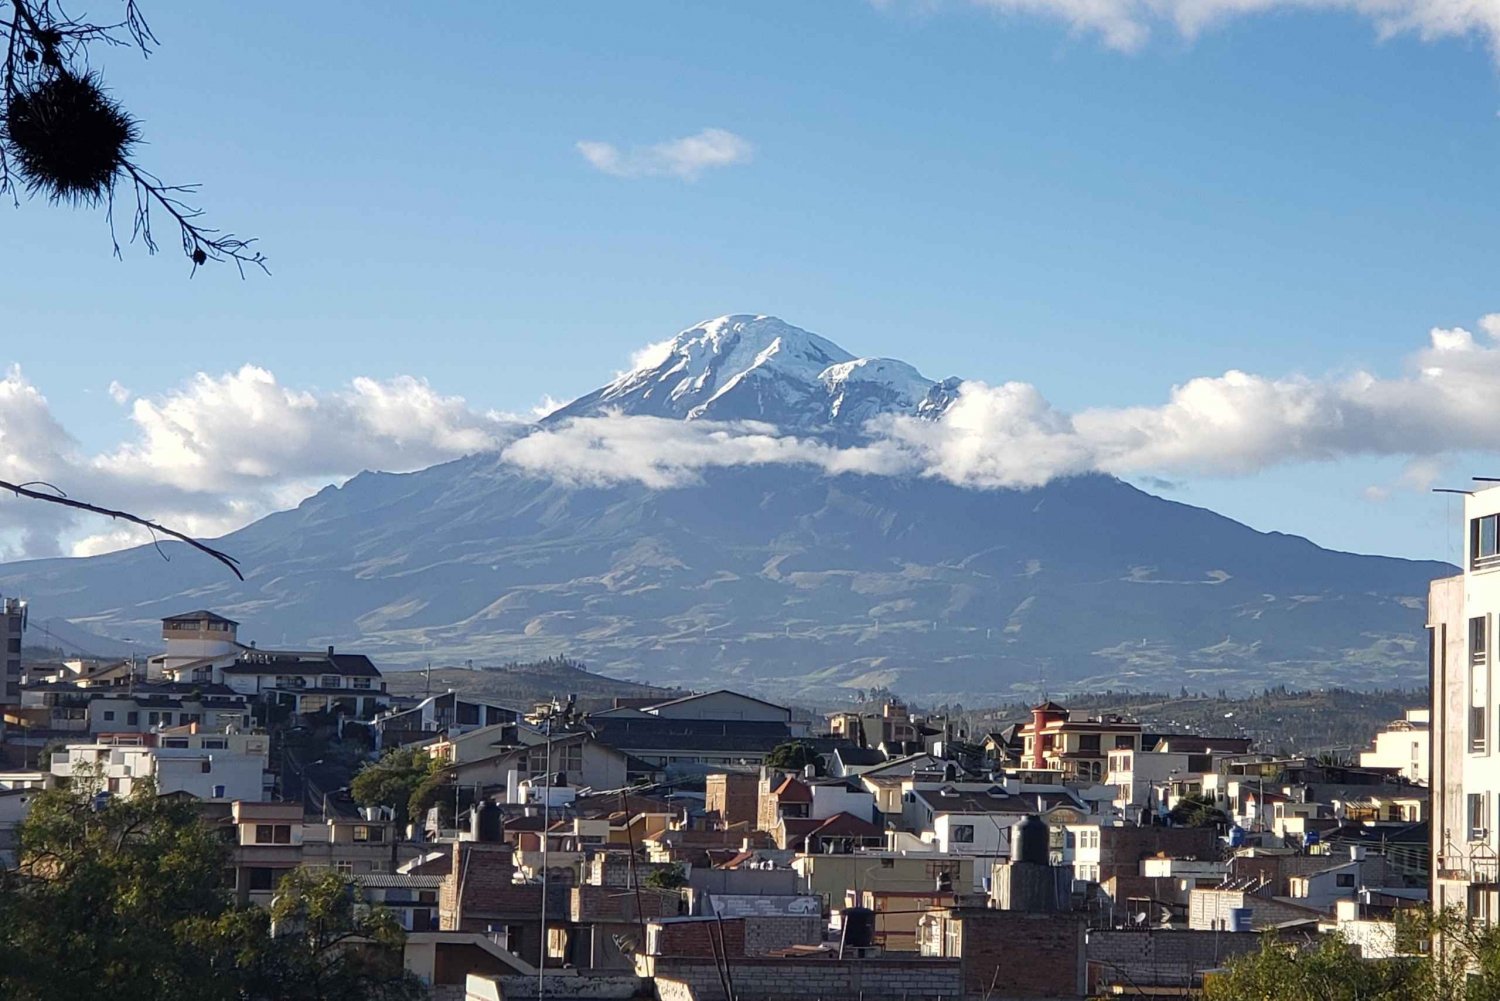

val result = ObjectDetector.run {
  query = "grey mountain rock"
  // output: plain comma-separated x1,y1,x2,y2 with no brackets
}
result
0,316,1450,701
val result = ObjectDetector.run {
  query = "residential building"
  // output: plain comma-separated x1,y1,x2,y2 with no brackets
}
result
145,610,390,720
1428,487,1500,923
902,781,1088,864
1361,709,1430,786
1019,701,1143,782
1,596,23,720
828,701,921,751
375,690,521,747
50,729,271,802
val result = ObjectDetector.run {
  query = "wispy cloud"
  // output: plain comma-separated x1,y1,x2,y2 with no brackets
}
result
921,0,1500,55
576,128,753,180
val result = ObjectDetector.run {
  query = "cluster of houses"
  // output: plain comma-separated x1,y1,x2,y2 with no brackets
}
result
0,603,1441,999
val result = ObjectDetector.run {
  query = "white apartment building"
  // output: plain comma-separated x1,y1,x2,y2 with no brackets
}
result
50,730,272,802
1433,485,1500,920
1361,709,1430,786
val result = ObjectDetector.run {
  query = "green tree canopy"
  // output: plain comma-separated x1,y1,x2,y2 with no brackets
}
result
350,745,444,828
765,741,821,774
0,779,428,1001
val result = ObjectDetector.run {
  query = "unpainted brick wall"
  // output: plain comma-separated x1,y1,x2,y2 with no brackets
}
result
958,911,1086,1000
742,915,824,955
652,957,963,1001
1086,929,1263,989
654,919,747,958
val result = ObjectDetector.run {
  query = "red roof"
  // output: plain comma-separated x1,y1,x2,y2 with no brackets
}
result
773,776,813,804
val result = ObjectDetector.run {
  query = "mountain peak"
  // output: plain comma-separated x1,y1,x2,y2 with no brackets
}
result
547,314,938,430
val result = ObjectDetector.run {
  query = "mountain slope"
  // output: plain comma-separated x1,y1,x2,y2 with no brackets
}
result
0,315,1452,701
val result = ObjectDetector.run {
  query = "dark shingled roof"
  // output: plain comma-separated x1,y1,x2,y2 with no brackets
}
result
163,610,240,626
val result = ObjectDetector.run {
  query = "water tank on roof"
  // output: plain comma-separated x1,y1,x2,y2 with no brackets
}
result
1013,814,1049,866
476,800,503,843
843,907,876,950
1228,825,1246,848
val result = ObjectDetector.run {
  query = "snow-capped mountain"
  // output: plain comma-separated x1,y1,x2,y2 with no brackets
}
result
548,315,943,430
0,314,1453,702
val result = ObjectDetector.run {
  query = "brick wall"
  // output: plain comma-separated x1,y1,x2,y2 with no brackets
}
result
1087,929,1263,990
1098,827,1217,883
742,915,824,955
706,773,759,828
956,910,1087,999
650,956,962,1001
571,884,681,923
653,918,747,958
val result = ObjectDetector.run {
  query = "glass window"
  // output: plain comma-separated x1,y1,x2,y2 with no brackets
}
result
951,824,974,843
248,868,276,891
1474,515,1500,567
254,824,292,845
1470,793,1487,841
353,825,384,843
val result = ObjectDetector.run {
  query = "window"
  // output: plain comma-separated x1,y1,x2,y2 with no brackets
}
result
1474,515,1500,569
212,785,226,798
1336,873,1357,888
320,675,341,689
102,710,116,721
950,824,975,844
1078,735,1101,753
247,868,276,891
147,711,161,726
202,738,228,749
200,760,212,773
1115,736,1135,749
126,712,139,726
254,824,292,845
352,677,372,689
334,861,354,875
353,825,384,843
163,738,189,748
1470,793,1488,841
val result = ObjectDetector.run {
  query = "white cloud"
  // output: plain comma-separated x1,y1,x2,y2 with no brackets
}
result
950,0,1500,55
107,381,131,405
506,315,1500,494
502,414,905,489
0,365,521,560
12,313,1500,562
576,128,753,180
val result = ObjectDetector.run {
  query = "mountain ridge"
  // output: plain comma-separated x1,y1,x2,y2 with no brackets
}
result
0,314,1453,701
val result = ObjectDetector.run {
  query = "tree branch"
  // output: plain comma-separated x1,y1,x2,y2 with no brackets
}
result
0,477,243,579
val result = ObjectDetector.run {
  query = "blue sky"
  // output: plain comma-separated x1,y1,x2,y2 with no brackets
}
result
1,1,1498,561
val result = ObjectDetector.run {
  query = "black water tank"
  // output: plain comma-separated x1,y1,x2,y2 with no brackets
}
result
476,800,504,843
843,907,876,949
1013,814,1049,865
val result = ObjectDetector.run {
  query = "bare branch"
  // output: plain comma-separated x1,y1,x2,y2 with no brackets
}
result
0,477,244,580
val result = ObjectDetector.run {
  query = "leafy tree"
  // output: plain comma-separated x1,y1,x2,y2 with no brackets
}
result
350,745,442,827
1168,792,1229,829
1203,910,1500,1001
765,741,821,775
1203,931,1414,1001
233,869,426,1001
0,778,429,1001
643,863,688,890
0,773,235,1000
